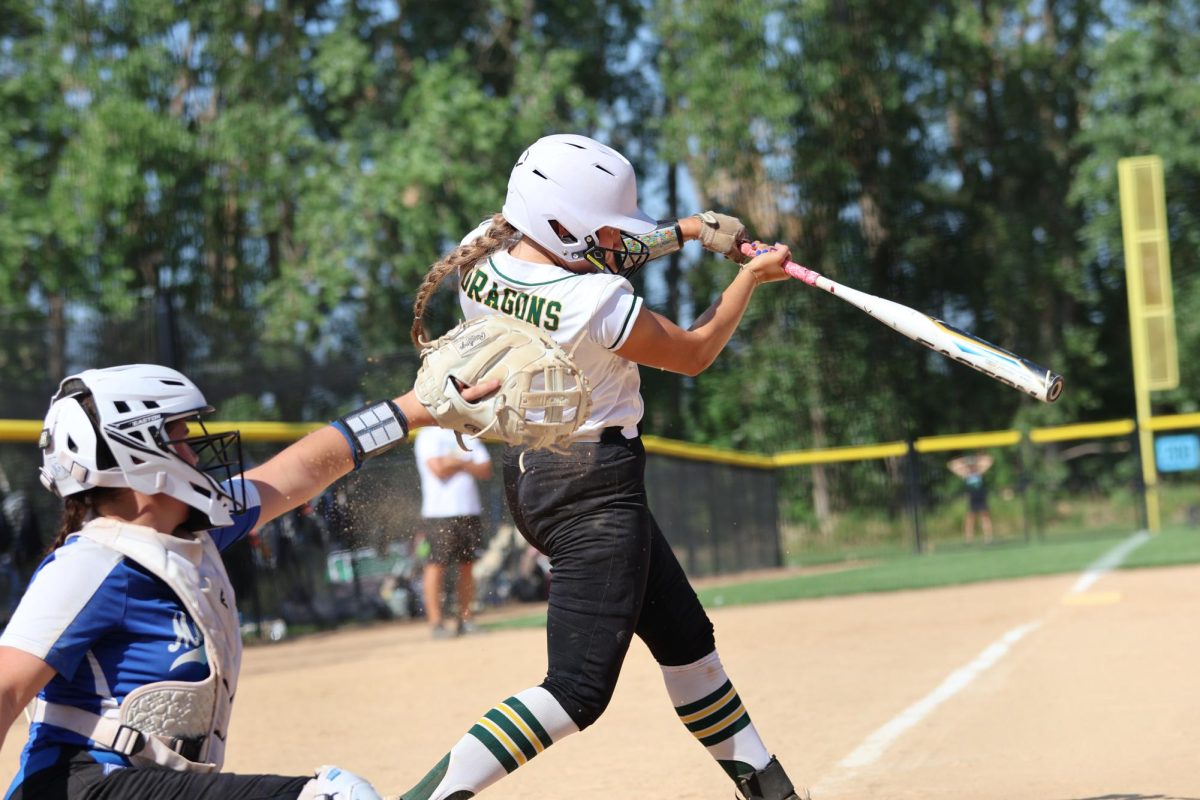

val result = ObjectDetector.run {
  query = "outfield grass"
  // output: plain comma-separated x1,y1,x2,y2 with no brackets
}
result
1122,524,1200,568
485,526,1200,631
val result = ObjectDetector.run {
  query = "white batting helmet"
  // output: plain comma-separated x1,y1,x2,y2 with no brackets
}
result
502,133,658,276
38,364,245,529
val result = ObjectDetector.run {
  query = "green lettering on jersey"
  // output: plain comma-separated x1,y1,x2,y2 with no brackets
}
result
514,293,530,319
545,301,562,331
500,288,516,315
526,296,545,326
483,285,500,310
466,270,488,303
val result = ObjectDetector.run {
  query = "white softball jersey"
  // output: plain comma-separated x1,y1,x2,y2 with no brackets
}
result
414,427,491,518
457,248,644,441
0,478,261,797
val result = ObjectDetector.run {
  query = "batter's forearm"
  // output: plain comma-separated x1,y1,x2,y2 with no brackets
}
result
681,269,760,373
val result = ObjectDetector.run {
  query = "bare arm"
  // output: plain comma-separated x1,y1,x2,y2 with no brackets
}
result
462,459,493,480
0,646,56,753
947,457,971,478
425,455,465,481
616,244,792,376
426,452,492,481
246,385,497,526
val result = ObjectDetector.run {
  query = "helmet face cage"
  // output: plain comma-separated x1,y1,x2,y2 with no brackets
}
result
582,231,650,278
154,417,247,529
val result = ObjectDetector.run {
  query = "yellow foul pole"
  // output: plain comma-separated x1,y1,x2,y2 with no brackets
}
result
1117,155,1179,532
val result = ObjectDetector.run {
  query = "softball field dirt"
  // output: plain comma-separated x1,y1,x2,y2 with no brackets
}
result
5,561,1199,799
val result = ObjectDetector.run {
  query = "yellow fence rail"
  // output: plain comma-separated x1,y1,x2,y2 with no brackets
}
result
2,412,1196,467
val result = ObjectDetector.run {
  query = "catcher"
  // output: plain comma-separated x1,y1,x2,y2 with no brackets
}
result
402,133,805,800
0,324,580,800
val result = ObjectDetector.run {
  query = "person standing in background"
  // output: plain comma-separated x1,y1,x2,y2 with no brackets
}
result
948,452,995,543
414,427,493,638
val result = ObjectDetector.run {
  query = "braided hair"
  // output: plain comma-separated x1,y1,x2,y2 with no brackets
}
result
411,213,519,347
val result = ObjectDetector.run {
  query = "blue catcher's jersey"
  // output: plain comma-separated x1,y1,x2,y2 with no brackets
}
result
0,479,262,797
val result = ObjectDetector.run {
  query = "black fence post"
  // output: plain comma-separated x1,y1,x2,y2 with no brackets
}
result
1131,428,1149,531
1017,439,1031,542
769,467,783,568
154,286,181,369
905,439,924,553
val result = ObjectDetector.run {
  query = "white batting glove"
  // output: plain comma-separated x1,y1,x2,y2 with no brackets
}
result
694,211,748,263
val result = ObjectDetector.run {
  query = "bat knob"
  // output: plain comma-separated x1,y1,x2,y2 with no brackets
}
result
1045,375,1064,403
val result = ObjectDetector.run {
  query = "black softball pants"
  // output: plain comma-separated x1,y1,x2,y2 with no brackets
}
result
502,433,716,730
9,747,310,799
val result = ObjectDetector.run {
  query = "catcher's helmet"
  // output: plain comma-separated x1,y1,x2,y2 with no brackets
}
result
502,134,657,277
38,364,245,529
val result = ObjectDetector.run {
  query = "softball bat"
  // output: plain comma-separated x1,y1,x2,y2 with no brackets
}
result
740,242,1064,403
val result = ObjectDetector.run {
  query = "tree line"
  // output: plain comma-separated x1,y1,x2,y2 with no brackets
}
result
1,0,1197,454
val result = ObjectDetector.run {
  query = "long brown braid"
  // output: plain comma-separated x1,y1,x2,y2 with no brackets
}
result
47,488,124,553
411,213,519,347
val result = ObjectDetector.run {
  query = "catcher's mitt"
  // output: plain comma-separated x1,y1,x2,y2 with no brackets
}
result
414,315,591,450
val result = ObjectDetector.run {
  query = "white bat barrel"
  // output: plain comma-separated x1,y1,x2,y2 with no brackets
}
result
760,247,1064,403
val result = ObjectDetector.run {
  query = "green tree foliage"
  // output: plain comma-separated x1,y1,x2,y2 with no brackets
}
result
0,0,642,418
1070,0,1200,413
655,0,1122,454
1,0,1196,448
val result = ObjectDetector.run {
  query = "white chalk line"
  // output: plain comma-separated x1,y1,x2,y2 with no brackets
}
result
812,529,1151,795
1070,529,1150,594
811,620,1041,797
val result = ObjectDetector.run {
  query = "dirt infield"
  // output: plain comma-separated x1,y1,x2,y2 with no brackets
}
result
5,558,1199,799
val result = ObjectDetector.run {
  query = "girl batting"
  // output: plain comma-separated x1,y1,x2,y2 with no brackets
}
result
403,134,804,800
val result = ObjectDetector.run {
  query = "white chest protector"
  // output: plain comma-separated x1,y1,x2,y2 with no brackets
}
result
28,518,242,772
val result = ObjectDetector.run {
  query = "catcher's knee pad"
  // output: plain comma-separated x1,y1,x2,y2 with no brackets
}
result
735,757,808,800
297,765,383,800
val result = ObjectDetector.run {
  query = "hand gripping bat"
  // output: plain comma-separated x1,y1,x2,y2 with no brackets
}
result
739,243,1064,403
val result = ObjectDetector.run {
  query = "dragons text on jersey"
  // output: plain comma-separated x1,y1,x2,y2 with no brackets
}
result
455,236,645,441
459,263,563,332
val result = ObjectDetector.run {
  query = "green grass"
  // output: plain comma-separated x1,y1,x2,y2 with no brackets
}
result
485,526,1200,631
1123,525,1200,569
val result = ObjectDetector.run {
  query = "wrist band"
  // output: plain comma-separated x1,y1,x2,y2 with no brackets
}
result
331,400,410,470
667,217,683,246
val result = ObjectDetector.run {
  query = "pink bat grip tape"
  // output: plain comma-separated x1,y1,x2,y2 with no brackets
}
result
738,242,821,285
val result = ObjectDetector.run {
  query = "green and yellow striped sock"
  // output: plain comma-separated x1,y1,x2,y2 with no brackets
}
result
400,687,577,800
663,650,772,781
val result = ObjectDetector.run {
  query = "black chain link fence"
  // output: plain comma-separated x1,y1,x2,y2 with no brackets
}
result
5,296,1180,638
0,299,784,637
